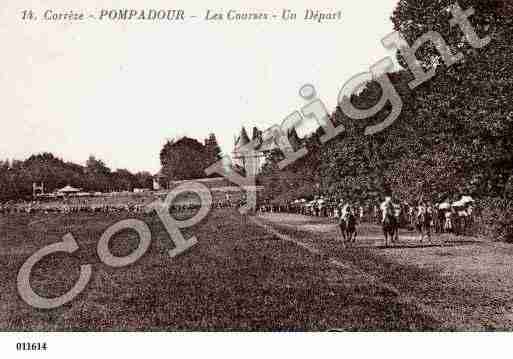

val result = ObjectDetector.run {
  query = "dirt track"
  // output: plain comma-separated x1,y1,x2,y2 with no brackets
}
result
254,212,513,330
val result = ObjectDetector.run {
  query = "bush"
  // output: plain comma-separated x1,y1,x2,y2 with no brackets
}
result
476,198,513,243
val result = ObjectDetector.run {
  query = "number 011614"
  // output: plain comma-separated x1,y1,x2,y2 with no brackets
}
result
16,342,48,351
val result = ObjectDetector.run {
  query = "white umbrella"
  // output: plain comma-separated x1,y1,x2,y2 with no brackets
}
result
452,200,464,207
460,195,475,204
438,202,451,210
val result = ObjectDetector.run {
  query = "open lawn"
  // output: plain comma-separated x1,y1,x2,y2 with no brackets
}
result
1,209,512,331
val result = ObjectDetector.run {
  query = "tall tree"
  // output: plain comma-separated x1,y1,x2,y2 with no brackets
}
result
85,155,112,191
388,0,513,198
159,137,208,181
134,171,154,189
111,169,137,191
261,0,513,203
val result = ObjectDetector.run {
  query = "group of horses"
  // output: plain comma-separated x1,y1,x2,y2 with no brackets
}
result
259,197,476,247
2,194,474,249
338,199,476,247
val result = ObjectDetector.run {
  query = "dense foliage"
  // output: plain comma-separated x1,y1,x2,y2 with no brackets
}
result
258,0,513,239
0,133,223,201
159,134,222,182
0,153,153,201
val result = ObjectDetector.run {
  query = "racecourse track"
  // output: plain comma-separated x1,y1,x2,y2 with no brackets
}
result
1,208,513,331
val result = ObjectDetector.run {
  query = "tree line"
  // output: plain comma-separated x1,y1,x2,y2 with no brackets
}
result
257,0,513,240
158,133,223,185
0,153,154,201
0,130,224,201
261,0,513,204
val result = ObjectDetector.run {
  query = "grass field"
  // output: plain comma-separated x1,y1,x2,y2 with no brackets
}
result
1,208,512,331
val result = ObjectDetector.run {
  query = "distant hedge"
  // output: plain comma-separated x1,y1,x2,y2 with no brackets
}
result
476,198,513,243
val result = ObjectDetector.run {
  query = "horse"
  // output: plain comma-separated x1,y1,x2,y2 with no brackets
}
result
435,207,445,233
443,210,454,233
454,206,471,236
382,205,400,247
415,207,433,242
339,210,357,244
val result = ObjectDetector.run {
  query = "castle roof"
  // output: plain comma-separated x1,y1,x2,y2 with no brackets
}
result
234,127,250,150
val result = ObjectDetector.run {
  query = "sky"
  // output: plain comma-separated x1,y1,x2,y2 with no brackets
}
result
0,0,400,174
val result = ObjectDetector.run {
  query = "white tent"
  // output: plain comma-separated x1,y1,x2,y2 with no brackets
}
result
57,185,82,194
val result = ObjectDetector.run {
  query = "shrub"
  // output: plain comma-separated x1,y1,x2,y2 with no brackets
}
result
476,198,513,243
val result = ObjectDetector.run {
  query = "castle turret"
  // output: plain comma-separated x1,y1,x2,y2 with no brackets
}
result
234,127,250,151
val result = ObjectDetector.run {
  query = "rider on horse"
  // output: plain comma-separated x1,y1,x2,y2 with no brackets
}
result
380,195,400,245
416,197,434,241
339,200,357,243
380,196,397,223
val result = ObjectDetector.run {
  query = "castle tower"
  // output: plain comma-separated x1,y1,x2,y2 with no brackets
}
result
232,126,262,177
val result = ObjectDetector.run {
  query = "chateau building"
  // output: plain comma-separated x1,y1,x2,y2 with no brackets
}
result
232,126,301,176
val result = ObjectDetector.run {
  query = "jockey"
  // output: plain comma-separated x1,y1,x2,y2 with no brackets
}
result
407,203,414,222
416,199,427,219
380,196,394,222
340,202,353,221
444,210,453,232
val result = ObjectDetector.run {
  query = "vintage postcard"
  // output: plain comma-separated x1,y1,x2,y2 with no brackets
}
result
1,0,512,357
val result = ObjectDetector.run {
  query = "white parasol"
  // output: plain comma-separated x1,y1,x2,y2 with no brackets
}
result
438,202,451,210
460,195,475,204
452,200,465,207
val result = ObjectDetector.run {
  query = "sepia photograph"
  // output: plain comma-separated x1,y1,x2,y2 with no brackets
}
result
1,0,512,357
